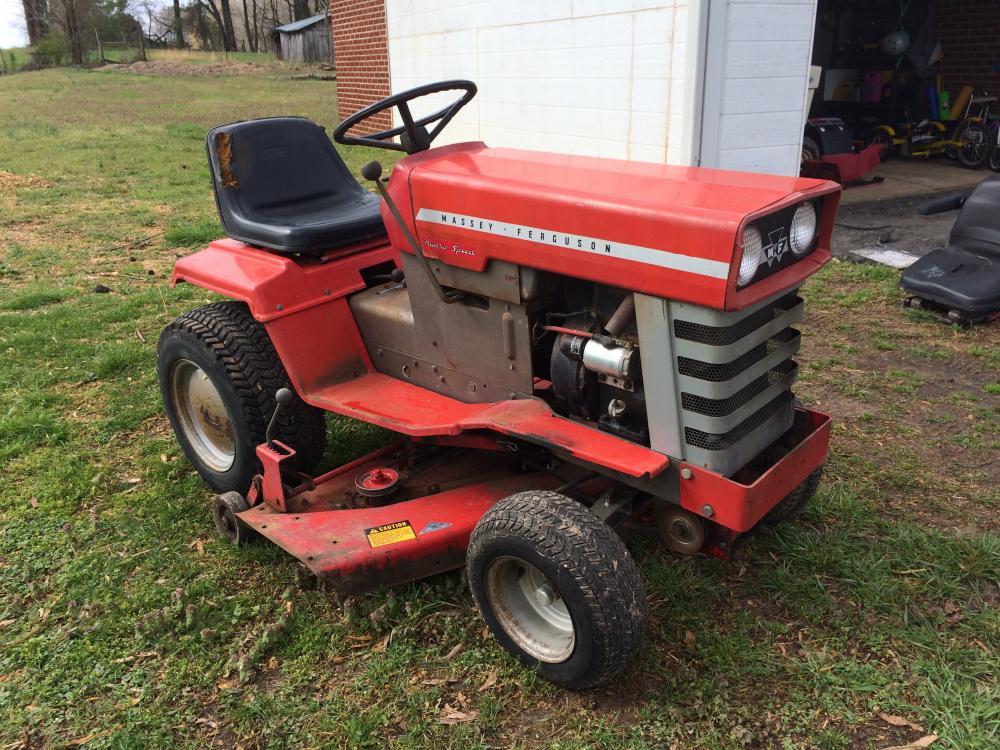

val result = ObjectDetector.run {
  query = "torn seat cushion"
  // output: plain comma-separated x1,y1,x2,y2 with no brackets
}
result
206,117,385,255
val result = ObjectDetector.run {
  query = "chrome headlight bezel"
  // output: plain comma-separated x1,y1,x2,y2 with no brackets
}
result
789,202,818,256
737,224,764,288
736,201,821,288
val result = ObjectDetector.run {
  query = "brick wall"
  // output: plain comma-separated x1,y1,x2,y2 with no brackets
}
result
938,0,1000,92
330,0,392,133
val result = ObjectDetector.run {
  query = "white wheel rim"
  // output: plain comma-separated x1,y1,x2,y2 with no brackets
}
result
169,359,236,472
485,556,575,663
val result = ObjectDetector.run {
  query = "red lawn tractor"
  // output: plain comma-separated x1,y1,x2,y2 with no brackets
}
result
158,81,839,688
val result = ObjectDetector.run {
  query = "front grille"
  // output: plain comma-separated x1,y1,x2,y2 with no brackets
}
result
674,294,800,346
682,361,797,417
670,291,803,475
685,392,793,450
678,329,798,382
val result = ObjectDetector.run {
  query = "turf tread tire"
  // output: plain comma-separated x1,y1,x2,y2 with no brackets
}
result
467,491,646,689
764,465,823,525
158,301,326,491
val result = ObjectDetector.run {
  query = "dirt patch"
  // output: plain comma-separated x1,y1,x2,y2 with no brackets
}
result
100,60,272,77
0,171,52,190
798,271,999,532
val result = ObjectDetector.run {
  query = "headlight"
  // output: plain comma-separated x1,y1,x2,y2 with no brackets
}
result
737,225,763,287
790,202,817,256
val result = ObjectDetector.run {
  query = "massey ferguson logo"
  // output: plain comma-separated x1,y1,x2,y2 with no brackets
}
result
763,228,790,267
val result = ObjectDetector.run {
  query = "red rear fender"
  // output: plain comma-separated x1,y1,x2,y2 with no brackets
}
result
169,239,398,395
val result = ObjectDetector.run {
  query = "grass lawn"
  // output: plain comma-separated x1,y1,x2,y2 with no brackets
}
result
1,68,997,750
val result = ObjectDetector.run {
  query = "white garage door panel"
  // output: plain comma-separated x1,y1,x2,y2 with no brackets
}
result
574,0,678,15
385,0,689,163
722,76,808,115
719,111,803,149
719,144,800,172
726,2,814,40
725,40,810,79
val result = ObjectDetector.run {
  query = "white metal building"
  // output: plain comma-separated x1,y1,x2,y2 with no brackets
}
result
370,0,817,176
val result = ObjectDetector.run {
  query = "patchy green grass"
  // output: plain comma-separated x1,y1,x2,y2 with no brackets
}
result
1,70,998,749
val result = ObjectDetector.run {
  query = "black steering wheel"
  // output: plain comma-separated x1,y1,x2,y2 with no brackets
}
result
333,80,477,155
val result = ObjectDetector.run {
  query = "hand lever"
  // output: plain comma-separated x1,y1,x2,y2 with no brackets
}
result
266,388,293,448
362,161,457,305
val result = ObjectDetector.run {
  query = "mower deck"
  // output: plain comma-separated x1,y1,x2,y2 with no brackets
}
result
239,444,564,593
237,406,831,593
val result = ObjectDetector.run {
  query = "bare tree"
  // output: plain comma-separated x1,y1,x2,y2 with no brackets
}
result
240,0,257,51
48,0,93,64
22,0,50,45
172,0,185,47
199,0,236,50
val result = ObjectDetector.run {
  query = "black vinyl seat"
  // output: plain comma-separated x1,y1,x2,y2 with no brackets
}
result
206,117,385,255
901,175,1000,316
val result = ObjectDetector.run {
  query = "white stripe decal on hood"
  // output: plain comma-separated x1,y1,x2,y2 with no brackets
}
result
415,208,730,280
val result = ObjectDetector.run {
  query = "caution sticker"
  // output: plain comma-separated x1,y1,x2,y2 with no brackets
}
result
365,520,416,548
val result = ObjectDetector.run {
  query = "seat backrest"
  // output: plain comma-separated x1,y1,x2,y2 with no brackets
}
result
950,174,1000,259
206,116,366,226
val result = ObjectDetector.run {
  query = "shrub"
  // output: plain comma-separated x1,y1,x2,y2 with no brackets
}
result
32,33,68,68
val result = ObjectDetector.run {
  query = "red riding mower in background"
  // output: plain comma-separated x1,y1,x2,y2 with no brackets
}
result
800,117,882,188
158,81,840,688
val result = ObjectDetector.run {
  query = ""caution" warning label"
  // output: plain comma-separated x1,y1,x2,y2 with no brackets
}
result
365,520,416,548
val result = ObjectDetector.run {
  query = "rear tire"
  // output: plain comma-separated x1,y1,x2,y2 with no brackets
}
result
989,140,1000,172
467,491,646,689
157,301,326,493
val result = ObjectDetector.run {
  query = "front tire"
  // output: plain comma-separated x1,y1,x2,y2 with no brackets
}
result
467,491,646,689
157,301,326,493
764,465,823,525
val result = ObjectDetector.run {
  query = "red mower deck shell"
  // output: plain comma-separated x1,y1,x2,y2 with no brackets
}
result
384,143,841,311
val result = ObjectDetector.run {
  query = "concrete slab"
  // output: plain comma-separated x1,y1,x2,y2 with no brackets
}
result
831,159,992,261
849,247,920,268
840,158,987,206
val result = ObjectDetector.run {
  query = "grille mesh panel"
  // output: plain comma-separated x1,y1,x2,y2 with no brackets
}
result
674,294,800,346
677,329,797,382
681,362,794,416
684,392,793,450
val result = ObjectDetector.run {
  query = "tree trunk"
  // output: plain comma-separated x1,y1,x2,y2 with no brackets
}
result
293,0,309,21
63,0,84,64
193,2,209,48
173,0,185,48
200,0,230,50
218,0,237,51
241,0,256,52
22,0,49,46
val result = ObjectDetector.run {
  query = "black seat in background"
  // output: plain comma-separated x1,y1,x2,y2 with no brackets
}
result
206,117,386,255
948,173,1000,259
901,175,1000,316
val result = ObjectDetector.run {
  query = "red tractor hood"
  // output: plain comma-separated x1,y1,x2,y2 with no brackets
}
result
384,142,840,310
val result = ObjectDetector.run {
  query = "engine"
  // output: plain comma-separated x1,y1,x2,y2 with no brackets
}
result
347,143,836,477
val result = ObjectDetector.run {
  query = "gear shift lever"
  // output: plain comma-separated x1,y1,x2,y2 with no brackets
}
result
362,161,458,305
266,388,293,447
